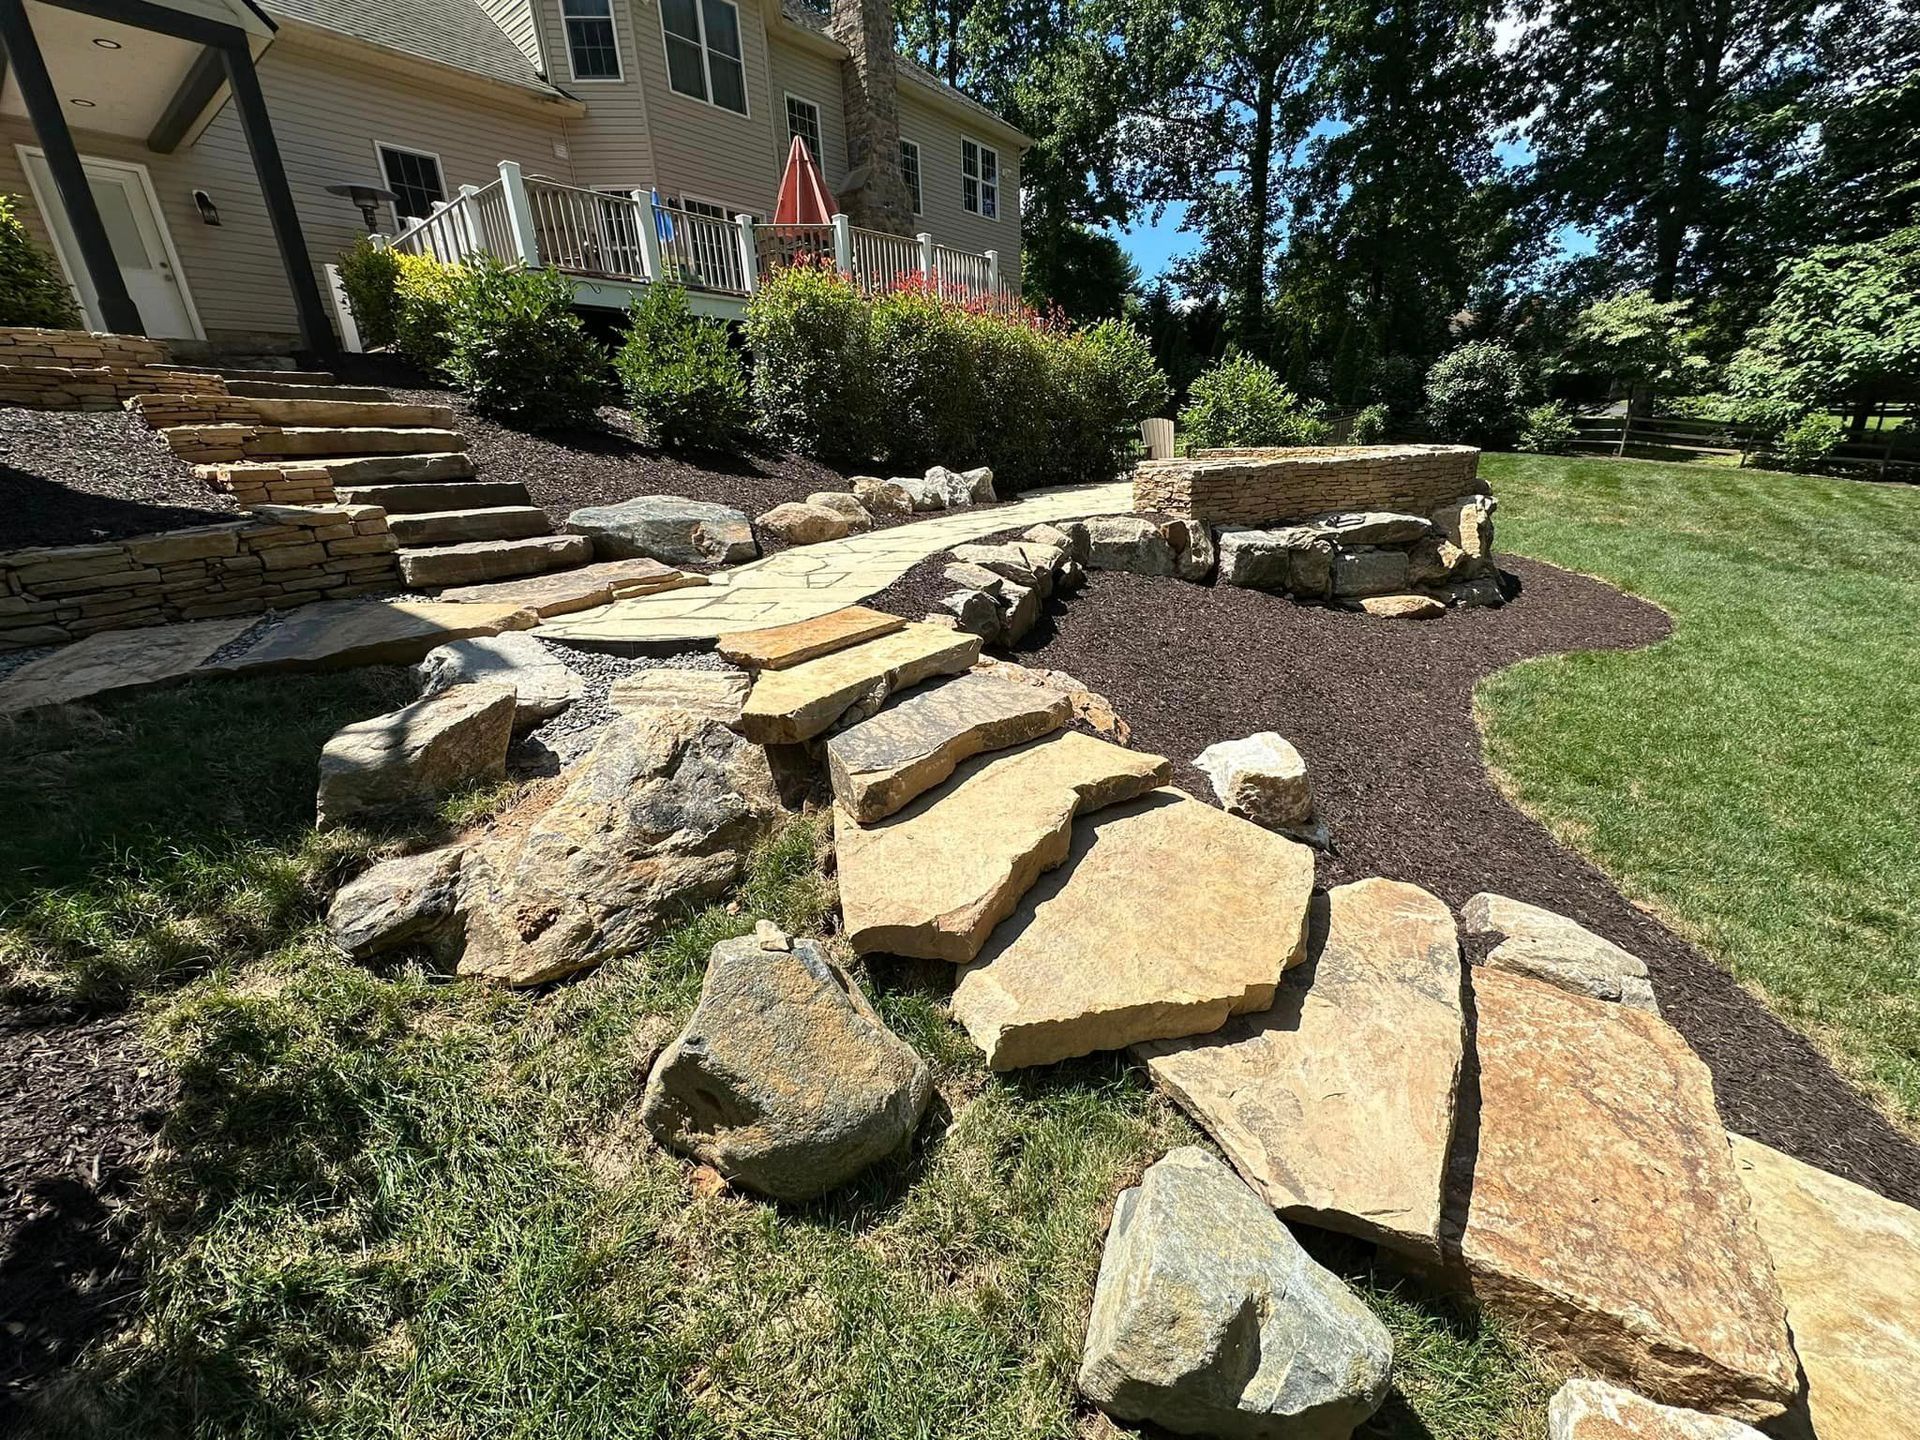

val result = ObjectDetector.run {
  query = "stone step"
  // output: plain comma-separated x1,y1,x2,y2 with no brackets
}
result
222,379,394,402
170,396,456,428
338,479,531,513
440,556,706,616
166,426,468,462
387,506,555,547
735,622,983,745
214,366,338,385
397,533,594,588
717,606,906,671
197,452,477,489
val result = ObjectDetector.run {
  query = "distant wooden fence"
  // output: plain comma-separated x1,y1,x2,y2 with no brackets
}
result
1569,409,1920,481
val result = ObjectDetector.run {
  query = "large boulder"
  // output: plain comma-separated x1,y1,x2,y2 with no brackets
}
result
641,924,931,1201
1406,534,1471,587
1461,892,1658,1012
1329,548,1409,598
1161,516,1217,583
959,466,996,502
852,475,914,516
1216,527,1333,598
454,709,781,985
414,631,585,731
1432,493,1497,563
1139,879,1464,1259
948,542,1053,593
1025,520,1090,565
940,588,1003,644
1078,1146,1393,1439
327,845,466,960
1193,731,1315,833
1305,510,1433,546
805,491,874,531
923,464,978,508
316,682,517,830
1084,515,1177,576
755,501,850,546
565,496,757,565
1548,1379,1768,1440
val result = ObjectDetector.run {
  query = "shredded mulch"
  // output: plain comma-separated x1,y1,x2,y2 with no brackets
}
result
0,1007,170,1423
0,407,236,550
869,550,1920,1208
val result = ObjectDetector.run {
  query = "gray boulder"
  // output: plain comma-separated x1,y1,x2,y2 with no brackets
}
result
755,501,850,545
641,925,932,1201
1079,1146,1393,1439
1305,510,1434,546
943,561,1007,597
316,682,517,830
1218,527,1334,598
327,845,466,960
1330,548,1410,598
565,496,757,565
1162,516,1218,583
1084,515,1177,576
998,579,1042,645
1026,520,1091,565
1194,731,1315,831
1461,892,1658,1012
941,588,1003,643
924,464,977,508
414,631,585,731
959,466,997,502
948,542,1053,593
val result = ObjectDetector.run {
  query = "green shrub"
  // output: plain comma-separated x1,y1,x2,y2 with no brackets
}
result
1424,340,1526,446
1770,411,1845,473
392,252,465,373
745,261,878,464
446,262,610,429
1517,400,1579,454
1366,354,1427,423
0,193,79,329
1348,402,1390,444
1179,353,1328,448
615,283,752,450
337,236,401,350
870,284,980,470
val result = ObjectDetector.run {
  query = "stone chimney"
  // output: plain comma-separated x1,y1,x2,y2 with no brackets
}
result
831,0,914,235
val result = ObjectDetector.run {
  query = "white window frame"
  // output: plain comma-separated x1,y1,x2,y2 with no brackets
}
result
560,0,624,82
657,0,750,116
961,135,999,219
899,137,923,216
373,141,447,231
784,92,823,163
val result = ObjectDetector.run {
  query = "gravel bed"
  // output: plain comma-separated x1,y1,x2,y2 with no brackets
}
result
0,645,57,682
0,406,236,549
519,635,741,766
868,550,1920,1207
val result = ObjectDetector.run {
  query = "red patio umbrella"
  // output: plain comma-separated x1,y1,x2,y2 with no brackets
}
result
772,135,839,226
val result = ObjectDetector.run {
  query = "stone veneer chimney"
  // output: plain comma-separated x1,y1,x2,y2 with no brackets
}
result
830,0,915,235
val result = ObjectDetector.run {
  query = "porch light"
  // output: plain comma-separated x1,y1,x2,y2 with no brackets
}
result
68,97,94,106
194,190,220,226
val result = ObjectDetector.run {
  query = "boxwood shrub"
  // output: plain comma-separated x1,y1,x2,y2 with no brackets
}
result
446,262,611,430
616,282,753,451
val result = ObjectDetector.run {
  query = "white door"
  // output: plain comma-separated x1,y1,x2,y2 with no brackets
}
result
18,149,200,339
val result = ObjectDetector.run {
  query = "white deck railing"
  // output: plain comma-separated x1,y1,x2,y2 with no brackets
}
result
386,161,1006,306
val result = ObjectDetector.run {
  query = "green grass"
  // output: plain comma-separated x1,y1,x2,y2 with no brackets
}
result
6,672,1555,1440
1479,452,1920,1122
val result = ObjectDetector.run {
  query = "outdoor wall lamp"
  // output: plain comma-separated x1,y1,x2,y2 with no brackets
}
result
194,190,221,226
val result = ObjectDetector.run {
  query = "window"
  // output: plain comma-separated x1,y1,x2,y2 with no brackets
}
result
785,95,822,161
661,0,747,113
377,144,445,223
961,137,998,219
899,138,922,214
561,0,622,79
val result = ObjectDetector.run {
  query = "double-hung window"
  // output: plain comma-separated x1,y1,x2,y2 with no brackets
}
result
961,137,998,219
662,0,747,113
786,95,822,161
899,139,923,214
562,0,622,79
377,144,445,223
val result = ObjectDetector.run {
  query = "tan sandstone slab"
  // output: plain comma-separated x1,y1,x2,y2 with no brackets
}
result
1137,877,1464,1258
828,670,1072,823
717,604,906,670
952,788,1316,1070
0,616,254,715
1549,1379,1768,1439
1730,1133,1920,1440
1445,969,1797,1423
736,621,980,744
208,600,539,674
608,668,751,723
438,558,705,617
838,731,1169,962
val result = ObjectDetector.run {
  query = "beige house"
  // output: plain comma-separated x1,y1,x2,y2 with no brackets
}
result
0,0,1027,353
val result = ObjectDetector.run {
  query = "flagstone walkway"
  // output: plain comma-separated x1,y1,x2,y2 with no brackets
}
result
535,482,1134,647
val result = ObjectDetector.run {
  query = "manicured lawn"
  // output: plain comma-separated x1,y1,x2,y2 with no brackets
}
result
1479,452,1920,1123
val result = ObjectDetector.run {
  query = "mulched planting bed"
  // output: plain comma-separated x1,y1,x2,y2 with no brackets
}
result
0,406,237,549
868,550,1920,1208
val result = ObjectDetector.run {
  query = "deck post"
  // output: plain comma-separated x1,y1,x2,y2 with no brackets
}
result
635,191,664,283
831,213,854,278
984,248,999,294
497,161,540,267
735,213,758,294
917,231,936,290
457,184,483,260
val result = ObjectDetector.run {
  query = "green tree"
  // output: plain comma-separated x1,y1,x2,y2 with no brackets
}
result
1562,292,1708,414
0,193,79,329
1021,225,1140,322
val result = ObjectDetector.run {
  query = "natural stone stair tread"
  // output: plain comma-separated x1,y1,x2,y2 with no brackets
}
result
151,398,454,428
386,507,556,547
170,426,468,458
438,557,703,615
337,480,532,513
197,452,475,485
950,788,1316,1071
203,599,538,674
735,622,982,744
221,380,394,402
717,605,906,670
202,367,337,384
0,616,257,715
828,670,1074,823
837,731,1172,962
397,534,594,588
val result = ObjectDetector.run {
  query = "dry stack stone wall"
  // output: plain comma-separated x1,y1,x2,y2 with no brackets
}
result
1134,444,1483,526
202,464,340,508
0,505,402,651
0,325,224,410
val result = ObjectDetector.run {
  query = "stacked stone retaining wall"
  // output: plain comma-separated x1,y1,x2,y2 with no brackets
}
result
0,325,225,410
201,464,340,508
0,505,401,650
1133,444,1483,526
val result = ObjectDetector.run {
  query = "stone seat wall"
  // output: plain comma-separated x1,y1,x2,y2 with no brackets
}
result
1133,444,1483,527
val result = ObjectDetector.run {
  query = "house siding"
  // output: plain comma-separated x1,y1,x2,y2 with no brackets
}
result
478,0,545,68
896,84,1020,284
767,42,848,190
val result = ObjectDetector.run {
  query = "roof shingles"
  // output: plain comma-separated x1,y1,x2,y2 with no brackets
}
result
268,0,566,97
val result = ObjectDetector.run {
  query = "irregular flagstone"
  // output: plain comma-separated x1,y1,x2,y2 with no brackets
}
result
0,616,254,715
437,558,705,617
1444,969,1797,1423
316,682,517,829
827,671,1072,822
735,622,980,744
1548,1379,1769,1440
1729,1132,1920,1440
717,604,905,671
977,656,1131,745
1078,1145,1393,1440
838,732,1170,962
207,599,539,674
953,789,1315,1070
607,668,750,723
1461,892,1658,1013
1137,877,1464,1258
641,925,932,1201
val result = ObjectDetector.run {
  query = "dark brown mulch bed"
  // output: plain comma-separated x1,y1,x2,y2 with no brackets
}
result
867,551,1920,1208
0,407,236,550
0,1007,170,1424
